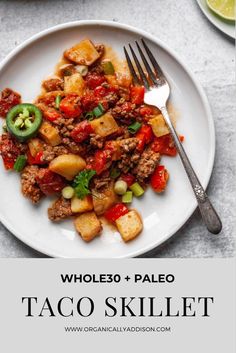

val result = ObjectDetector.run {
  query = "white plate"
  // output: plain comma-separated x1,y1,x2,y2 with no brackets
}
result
196,0,235,39
0,21,215,258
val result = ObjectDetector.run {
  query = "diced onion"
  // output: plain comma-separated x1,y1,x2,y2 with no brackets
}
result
75,65,88,76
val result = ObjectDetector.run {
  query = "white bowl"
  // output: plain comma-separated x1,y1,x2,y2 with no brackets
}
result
0,21,215,258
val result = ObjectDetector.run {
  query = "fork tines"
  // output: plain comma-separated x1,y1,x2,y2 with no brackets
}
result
124,38,164,89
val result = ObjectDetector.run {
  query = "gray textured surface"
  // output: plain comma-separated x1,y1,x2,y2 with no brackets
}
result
0,0,235,258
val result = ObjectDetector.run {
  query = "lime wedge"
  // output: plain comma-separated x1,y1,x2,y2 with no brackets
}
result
207,0,235,20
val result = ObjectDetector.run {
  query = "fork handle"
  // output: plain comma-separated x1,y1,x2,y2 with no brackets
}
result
161,107,222,234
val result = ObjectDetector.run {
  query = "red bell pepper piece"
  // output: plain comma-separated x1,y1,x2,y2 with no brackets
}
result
2,157,15,170
150,165,169,193
43,107,62,122
59,94,82,119
87,150,108,175
139,106,154,116
130,86,145,105
70,120,94,143
27,150,45,165
136,125,154,151
104,203,129,222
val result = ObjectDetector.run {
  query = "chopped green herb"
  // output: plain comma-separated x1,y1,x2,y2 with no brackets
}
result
128,121,142,134
14,155,27,172
73,169,96,199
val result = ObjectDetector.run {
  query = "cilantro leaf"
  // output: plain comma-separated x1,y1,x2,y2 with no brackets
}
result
73,169,96,199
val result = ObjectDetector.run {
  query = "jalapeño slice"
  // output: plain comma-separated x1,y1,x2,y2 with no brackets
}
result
6,103,42,142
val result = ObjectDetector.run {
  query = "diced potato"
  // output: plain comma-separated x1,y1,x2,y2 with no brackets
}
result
39,121,61,146
49,154,86,181
92,182,119,215
74,211,102,242
64,73,85,96
149,114,171,138
28,138,43,157
90,113,119,137
109,140,122,161
64,39,100,66
115,210,143,242
105,74,118,86
71,195,93,213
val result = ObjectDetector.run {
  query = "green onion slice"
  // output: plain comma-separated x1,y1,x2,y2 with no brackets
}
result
55,95,62,109
128,121,142,134
85,111,94,120
122,191,133,203
92,103,105,118
14,155,27,172
129,182,145,197
110,167,121,179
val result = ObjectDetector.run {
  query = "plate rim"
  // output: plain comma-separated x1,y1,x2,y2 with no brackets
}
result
196,0,235,39
0,20,216,258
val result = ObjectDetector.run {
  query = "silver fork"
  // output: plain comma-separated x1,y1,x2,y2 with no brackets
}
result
124,39,222,234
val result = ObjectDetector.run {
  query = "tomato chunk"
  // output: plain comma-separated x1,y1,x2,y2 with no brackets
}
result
0,88,21,117
130,86,145,105
81,92,99,112
151,134,184,156
104,203,129,222
59,94,82,118
150,165,169,193
70,120,94,143
36,168,66,195
120,173,135,187
0,134,20,170
85,73,106,90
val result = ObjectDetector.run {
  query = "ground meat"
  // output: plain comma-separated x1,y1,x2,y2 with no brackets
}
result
53,117,75,137
95,44,105,58
132,147,160,182
48,197,73,221
112,102,139,124
118,87,130,100
119,138,138,153
62,137,86,155
21,166,43,204
42,78,64,92
89,134,105,149
42,145,69,163
93,175,111,191
89,63,104,75
117,138,139,173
